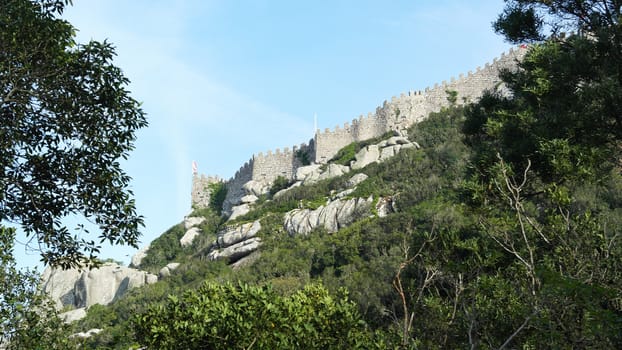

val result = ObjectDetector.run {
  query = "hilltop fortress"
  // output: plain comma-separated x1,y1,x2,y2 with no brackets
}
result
193,46,527,214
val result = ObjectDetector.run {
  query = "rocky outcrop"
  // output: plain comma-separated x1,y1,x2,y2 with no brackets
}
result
184,216,206,230
41,262,158,316
207,237,262,263
376,196,397,217
351,136,419,169
205,220,262,263
61,308,87,323
303,164,351,185
283,196,374,235
180,227,201,247
130,244,150,268
159,262,181,278
229,203,251,220
180,215,206,247
346,173,369,187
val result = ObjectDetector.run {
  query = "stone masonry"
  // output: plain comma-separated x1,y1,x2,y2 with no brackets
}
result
193,46,528,214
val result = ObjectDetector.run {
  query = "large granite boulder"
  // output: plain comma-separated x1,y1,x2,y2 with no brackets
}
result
206,221,262,264
159,262,181,278
351,145,380,170
41,262,158,313
283,196,374,235
130,244,150,268
184,216,206,230
216,221,261,248
295,164,322,181
61,308,87,323
229,203,251,220
180,227,201,247
207,237,262,263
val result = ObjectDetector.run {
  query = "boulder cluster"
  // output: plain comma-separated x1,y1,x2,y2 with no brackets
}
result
40,263,158,322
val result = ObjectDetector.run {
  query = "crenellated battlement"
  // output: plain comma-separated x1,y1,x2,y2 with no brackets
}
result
195,46,528,213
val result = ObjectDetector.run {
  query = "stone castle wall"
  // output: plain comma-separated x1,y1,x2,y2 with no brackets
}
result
222,160,253,213
191,174,222,209
313,47,525,162
194,46,527,212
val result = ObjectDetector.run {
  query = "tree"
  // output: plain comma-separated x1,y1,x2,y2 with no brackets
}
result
459,0,622,347
0,0,147,267
0,227,73,349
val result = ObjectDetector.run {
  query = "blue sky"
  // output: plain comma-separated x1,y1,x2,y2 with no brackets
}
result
15,0,513,268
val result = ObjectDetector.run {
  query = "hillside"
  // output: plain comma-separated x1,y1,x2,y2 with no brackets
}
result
65,98,622,348
30,39,621,348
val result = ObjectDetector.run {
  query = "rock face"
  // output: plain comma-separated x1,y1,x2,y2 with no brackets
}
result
180,227,201,247
229,203,251,220
184,216,206,230
130,244,150,268
41,263,158,312
206,220,262,263
207,237,262,263
180,215,206,247
283,196,374,236
159,262,181,278
351,137,419,169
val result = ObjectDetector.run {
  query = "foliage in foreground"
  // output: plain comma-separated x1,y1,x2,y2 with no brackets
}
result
134,282,382,350
0,0,147,267
0,227,73,349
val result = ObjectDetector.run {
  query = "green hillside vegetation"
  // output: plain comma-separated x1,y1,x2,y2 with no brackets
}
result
68,98,622,348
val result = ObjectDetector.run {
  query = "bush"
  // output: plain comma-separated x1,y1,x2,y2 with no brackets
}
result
134,282,376,349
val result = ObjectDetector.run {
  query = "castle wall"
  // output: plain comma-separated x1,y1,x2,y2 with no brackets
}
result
251,147,302,183
311,47,525,163
197,46,528,215
191,174,223,209
222,160,253,214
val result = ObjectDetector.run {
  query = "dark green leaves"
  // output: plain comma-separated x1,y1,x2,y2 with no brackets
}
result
1,0,147,267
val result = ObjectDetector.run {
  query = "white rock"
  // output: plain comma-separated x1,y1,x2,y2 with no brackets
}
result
283,196,373,236
61,308,87,323
159,262,181,278
74,264,157,308
333,188,354,199
295,164,322,181
42,263,158,311
243,180,270,197
229,203,251,220
208,237,262,262
351,145,380,169
386,136,410,145
216,220,261,247
146,273,159,284
318,163,350,181
230,251,261,269
184,216,206,230
346,173,368,188
41,266,83,309
240,194,259,203
380,146,396,161
273,181,302,199
130,244,150,268
401,142,419,150
180,227,201,247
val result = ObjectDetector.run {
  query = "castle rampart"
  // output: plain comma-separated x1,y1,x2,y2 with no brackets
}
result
191,174,223,209
194,46,527,214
